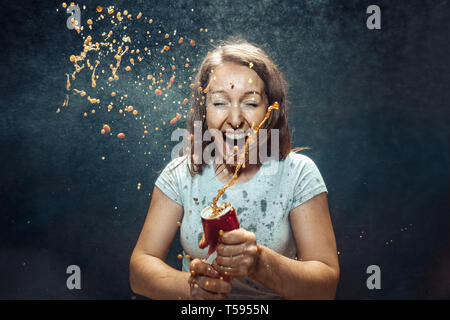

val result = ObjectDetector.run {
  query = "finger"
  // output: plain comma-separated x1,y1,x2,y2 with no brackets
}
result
212,260,250,278
191,282,229,300
212,261,240,278
220,228,256,245
198,233,207,249
196,276,232,295
214,254,244,268
216,243,247,257
213,255,256,278
189,259,220,277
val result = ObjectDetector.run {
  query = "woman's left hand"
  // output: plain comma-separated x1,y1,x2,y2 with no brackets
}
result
212,228,260,278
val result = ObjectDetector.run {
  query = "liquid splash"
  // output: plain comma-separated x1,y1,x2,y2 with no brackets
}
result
58,3,211,145
211,102,280,217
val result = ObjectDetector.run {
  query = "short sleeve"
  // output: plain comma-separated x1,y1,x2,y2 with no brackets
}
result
289,154,328,211
154,156,187,206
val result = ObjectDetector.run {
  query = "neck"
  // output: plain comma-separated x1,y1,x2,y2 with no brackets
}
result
213,161,261,181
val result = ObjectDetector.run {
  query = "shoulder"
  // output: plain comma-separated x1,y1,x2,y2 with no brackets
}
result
159,155,190,177
283,152,325,183
259,152,319,178
284,152,317,169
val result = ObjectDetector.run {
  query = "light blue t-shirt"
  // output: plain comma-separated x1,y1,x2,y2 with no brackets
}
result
155,152,328,299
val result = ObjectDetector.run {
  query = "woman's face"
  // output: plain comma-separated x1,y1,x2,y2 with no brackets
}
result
205,62,268,165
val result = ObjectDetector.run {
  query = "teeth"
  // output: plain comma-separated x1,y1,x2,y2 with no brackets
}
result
224,133,246,140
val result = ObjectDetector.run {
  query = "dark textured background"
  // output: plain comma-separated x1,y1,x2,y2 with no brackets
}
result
0,0,449,299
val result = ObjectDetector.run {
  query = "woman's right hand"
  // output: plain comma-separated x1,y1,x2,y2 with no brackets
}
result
188,258,232,300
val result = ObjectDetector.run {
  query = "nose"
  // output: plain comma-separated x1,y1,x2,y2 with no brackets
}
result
227,103,244,129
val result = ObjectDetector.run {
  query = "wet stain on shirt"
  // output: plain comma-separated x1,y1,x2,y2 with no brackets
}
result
265,221,274,229
237,207,248,215
261,199,267,212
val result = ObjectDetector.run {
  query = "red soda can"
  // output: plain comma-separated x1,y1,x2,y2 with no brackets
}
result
201,204,240,281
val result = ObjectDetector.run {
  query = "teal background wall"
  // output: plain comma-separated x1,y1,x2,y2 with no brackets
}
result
0,0,448,298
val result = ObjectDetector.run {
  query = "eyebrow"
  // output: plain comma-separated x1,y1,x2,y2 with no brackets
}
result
210,90,262,96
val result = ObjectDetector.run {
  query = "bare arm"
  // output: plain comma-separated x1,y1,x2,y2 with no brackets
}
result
129,186,191,299
129,186,232,300
250,192,339,299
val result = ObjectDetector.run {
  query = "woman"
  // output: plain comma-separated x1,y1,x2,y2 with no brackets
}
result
129,39,339,300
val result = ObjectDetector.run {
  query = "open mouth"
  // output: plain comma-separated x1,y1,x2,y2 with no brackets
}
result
222,130,251,160
223,131,247,146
